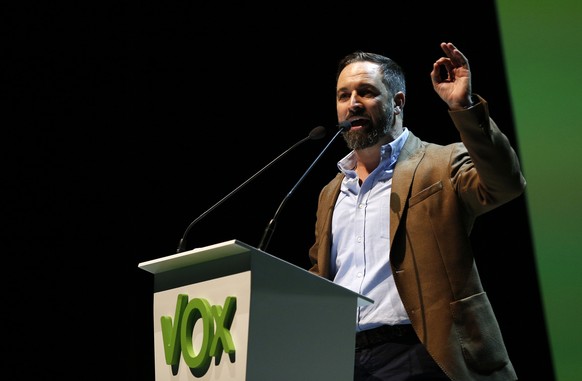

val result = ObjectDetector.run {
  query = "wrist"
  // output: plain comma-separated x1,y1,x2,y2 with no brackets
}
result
463,95,477,109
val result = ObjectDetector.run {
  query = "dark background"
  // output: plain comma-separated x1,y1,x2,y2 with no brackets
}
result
5,1,554,380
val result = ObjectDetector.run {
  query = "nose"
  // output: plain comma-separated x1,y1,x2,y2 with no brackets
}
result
348,91,362,110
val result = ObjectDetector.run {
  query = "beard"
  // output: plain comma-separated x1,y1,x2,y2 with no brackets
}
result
342,112,393,150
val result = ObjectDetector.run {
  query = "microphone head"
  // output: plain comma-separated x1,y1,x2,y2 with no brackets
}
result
309,126,327,140
337,120,352,132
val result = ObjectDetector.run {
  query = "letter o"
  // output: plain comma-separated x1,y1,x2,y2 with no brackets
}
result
180,298,214,371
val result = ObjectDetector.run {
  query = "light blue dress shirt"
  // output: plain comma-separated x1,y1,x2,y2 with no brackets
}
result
331,128,411,332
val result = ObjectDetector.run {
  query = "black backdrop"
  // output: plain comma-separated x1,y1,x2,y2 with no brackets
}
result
6,1,554,380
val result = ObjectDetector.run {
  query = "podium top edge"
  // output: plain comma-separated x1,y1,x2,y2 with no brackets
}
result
137,239,254,274
137,239,373,306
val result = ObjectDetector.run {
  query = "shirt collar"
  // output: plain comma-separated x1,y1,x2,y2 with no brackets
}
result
337,128,410,177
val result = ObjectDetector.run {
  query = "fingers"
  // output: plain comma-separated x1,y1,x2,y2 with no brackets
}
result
431,57,456,83
430,61,441,84
431,42,471,85
436,57,456,75
440,42,469,68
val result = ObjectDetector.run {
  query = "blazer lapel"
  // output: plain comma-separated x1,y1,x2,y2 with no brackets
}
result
389,131,424,244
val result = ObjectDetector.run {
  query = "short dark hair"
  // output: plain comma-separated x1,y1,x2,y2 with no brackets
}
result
336,51,406,97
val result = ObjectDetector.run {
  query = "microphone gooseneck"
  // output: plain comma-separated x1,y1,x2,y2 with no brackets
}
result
257,120,352,252
176,125,327,253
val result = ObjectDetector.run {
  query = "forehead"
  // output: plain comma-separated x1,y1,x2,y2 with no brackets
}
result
337,61,382,86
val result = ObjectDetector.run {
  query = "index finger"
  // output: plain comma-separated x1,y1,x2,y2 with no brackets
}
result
440,42,468,67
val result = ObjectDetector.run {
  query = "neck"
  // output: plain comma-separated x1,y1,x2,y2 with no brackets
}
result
354,124,404,172
354,144,382,174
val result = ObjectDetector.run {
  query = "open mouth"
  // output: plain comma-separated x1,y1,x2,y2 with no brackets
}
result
349,118,369,129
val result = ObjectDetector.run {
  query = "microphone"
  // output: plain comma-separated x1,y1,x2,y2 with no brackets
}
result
176,125,327,253
257,120,352,252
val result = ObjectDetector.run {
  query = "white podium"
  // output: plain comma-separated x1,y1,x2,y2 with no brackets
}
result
138,239,372,381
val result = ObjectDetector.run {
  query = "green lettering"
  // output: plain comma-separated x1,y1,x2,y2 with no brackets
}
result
210,296,237,357
160,294,189,365
181,298,213,371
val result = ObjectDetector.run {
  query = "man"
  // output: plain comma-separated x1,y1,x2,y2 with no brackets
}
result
308,42,524,380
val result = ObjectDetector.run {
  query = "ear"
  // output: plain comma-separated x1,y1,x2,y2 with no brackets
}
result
394,91,405,109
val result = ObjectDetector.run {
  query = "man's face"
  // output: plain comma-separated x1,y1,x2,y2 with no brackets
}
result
336,61,393,150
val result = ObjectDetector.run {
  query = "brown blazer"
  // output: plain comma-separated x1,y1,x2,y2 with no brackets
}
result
308,96,525,381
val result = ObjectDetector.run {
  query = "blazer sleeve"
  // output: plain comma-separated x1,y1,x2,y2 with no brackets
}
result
447,94,526,214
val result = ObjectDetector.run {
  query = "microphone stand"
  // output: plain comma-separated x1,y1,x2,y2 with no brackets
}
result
176,126,326,253
257,121,351,252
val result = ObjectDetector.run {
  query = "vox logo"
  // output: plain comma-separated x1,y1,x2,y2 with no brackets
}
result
160,294,237,376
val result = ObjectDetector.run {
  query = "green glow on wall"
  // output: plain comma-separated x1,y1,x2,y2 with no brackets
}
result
496,2,582,380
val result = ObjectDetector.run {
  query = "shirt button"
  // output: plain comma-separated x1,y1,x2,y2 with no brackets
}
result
357,236,362,243
357,272,362,278
358,203,364,209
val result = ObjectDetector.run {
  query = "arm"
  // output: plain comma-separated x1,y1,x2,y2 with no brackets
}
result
431,42,526,212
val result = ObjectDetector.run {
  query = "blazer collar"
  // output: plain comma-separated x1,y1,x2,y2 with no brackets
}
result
389,131,425,243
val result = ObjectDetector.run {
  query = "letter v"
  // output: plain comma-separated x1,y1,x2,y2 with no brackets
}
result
160,294,189,365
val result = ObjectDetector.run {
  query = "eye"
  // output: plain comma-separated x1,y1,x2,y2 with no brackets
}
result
360,88,377,98
337,92,350,101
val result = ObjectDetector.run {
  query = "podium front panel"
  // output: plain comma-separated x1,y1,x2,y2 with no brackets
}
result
153,271,251,381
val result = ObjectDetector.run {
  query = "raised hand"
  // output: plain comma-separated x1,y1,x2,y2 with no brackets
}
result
430,42,473,110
